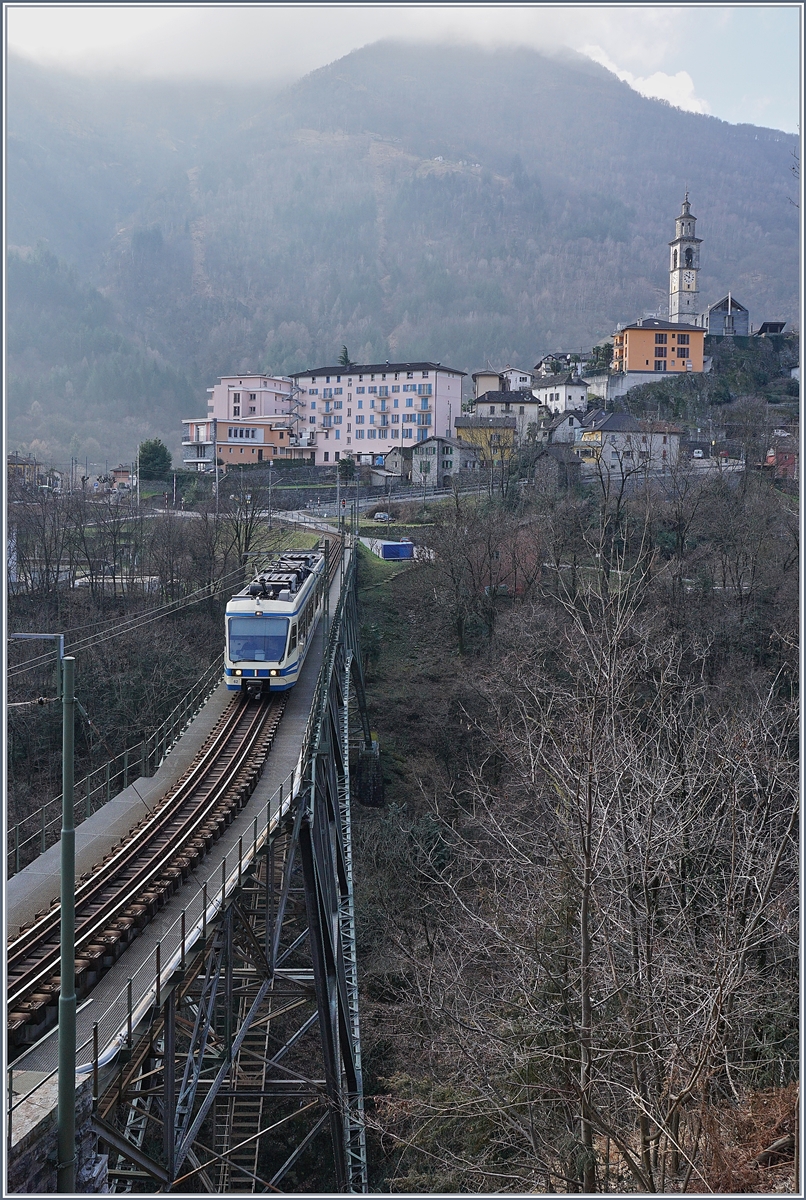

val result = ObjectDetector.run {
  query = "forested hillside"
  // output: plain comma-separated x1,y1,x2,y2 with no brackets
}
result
6,43,799,465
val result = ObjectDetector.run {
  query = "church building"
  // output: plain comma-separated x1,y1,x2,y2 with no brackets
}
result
668,193,750,335
668,193,702,324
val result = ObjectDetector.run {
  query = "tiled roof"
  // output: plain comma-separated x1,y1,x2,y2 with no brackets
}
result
290,362,466,377
617,318,701,333
455,416,517,429
533,372,588,388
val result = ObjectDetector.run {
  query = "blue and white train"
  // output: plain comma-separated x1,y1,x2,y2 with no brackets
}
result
224,551,327,695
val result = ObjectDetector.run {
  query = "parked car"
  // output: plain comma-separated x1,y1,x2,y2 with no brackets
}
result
373,511,391,522
692,449,704,459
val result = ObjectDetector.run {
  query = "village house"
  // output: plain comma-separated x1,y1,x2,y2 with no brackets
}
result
471,365,533,398
411,436,480,488
470,390,545,436
454,415,517,468
765,435,798,481
7,453,44,489
531,444,583,494
384,445,414,482
531,371,590,414
533,409,586,448
576,411,681,473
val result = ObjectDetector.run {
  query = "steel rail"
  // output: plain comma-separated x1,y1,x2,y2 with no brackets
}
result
7,534,344,1045
8,696,283,1030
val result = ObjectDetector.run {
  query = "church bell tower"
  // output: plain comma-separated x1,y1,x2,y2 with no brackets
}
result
668,193,702,323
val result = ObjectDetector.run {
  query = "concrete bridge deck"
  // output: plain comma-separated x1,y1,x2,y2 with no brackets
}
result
8,551,349,1148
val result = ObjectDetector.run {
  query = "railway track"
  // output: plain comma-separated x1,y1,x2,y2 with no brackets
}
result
7,693,286,1053
7,535,346,1056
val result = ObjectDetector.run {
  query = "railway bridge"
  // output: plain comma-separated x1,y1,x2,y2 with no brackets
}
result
7,531,382,1193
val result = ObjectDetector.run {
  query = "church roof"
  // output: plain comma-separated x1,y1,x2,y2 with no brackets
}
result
707,295,748,314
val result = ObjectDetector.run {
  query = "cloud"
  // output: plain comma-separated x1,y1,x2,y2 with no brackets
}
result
7,5,690,83
581,43,711,114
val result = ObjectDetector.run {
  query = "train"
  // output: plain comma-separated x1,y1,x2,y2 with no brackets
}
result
224,550,327,695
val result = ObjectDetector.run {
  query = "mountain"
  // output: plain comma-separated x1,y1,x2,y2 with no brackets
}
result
6,43,799,465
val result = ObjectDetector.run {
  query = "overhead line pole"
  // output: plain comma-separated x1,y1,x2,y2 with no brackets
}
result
58,657,77,1192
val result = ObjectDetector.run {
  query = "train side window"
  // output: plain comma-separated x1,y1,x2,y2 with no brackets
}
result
290,623,298,651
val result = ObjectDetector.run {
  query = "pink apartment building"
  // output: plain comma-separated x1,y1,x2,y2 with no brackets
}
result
182,373,312,470
289,361,466,466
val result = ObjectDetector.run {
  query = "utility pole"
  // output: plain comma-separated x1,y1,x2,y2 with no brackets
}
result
10,633,75,1188
58,656,76,1192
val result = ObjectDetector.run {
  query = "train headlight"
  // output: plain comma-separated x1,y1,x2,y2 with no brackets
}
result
270,670,278,676
235,669,242,676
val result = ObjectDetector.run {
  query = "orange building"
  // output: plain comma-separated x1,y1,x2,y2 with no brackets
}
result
611,318,705,377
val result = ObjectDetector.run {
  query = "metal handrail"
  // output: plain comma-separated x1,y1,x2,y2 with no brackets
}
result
8,655,224,877
6,541,356,1141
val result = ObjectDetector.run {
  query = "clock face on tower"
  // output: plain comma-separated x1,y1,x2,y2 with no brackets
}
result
683,270,694,287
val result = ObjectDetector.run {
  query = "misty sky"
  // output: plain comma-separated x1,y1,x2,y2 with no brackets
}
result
6,4,802,133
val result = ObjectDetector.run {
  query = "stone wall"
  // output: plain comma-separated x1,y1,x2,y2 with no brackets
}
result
7,1077,108,1194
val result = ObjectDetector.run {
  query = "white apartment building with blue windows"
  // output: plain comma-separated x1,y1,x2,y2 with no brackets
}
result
289,361,466,465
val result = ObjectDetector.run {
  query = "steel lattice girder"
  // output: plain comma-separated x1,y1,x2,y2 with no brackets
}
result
96,551,371,1193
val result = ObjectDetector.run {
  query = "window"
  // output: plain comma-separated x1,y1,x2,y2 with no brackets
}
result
655,346,667,358
655,333,667,344
676,347,688,358
520,406,525,415
310,401,316,410
654,361,667,372
356,429,364,439
422,371,429,378
393,398,399,408
379,386,388,397
403,428,413,439
368,429,376,439
489,406,496,415
406,397,413,408
249,393,256,401
309,388,319,396
334,387,343,395
368,386,377,394
324,452,329,462
407,372,414,379
326,376,331,383
677,334,690,345
309,416,316,424
356,415,364,424
249,406,256,413
233,393,241,402
233,407,240,416
229,616,289,664
392,385,400,392
356,387,365,394
334,400,343,409
392,413,399,423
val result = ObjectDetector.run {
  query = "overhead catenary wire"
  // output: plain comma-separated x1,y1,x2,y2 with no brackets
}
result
7,567,246,680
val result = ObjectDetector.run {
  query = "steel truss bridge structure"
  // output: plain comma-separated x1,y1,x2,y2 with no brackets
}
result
79,541,379,1192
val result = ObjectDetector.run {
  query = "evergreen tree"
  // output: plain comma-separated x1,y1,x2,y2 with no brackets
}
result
138,438,172,479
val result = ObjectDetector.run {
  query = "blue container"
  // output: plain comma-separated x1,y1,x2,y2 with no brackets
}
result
381,541,414,560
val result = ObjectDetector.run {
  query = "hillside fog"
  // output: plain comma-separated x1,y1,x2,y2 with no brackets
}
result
6,42,799,464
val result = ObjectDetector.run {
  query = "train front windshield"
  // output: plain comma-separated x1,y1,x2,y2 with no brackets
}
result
228,616,289,663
